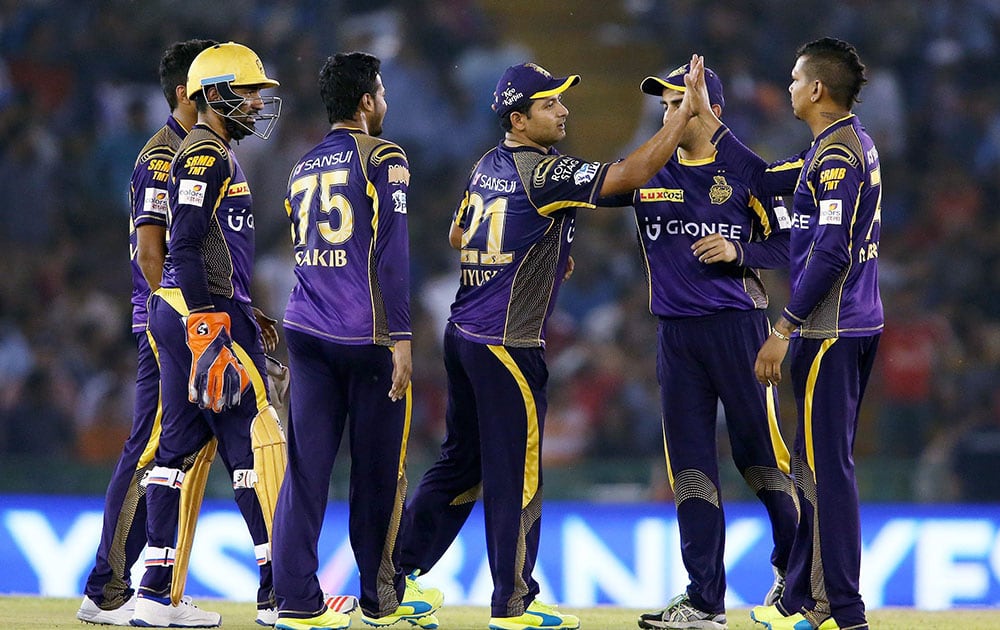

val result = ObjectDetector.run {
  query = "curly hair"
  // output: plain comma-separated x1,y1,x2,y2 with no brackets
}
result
319,52,381,124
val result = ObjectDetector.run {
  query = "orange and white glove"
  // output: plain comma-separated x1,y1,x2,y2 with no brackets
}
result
185,312,250,412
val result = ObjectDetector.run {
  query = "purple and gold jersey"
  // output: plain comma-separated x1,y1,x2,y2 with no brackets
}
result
449,143,610,348
128,116,186,331
714,115,883,337
283,128,411,346
159,124,255,311
625,155,790,318
785,115,882,337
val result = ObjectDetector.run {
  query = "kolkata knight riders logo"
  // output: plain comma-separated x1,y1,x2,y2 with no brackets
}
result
709,175,733,205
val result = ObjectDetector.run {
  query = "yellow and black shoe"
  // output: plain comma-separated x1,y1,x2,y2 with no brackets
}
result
361,576,443,627
274,606,351,630
488,600,580,630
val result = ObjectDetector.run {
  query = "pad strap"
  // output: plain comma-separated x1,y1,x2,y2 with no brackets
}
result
233,469,258,489
145,546,176,567
142,466,186,489
254,542,271,565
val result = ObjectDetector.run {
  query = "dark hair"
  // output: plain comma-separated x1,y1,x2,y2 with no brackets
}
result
159,39,218,110
499,99,533,132
319,52,381,124
796,37,867,109
191,91,209,113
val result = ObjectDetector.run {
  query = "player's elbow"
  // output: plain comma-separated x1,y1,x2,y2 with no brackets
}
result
601,162,650,197
448,225,463,249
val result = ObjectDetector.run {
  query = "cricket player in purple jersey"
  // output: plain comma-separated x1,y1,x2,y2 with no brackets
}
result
688,39,882,630
270,51,442,630
132,42,284,628
397,58,705,630
77,39,217,627
596,64,798,630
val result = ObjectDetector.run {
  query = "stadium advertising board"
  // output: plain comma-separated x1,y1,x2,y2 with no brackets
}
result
2,496,999,609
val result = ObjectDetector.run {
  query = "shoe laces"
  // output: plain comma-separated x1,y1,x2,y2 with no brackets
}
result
663,594,690,612
405,575,427,594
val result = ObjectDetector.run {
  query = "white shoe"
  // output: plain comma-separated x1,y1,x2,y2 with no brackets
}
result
324,594,359,614
131,595,221,627
257,607,279,626
637,594,726,630
77,594,136,625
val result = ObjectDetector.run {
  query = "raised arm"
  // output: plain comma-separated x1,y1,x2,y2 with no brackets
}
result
598,54,703,197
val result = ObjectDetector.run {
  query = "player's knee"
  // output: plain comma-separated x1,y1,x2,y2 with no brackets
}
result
672,468,720,508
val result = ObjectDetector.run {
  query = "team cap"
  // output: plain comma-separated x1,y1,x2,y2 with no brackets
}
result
493,62,580,118
640,63,725,109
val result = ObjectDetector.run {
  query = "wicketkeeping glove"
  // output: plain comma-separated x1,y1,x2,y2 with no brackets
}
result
185,312,250,412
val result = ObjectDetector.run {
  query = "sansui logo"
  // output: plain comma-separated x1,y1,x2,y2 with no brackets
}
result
197,322,209,335
473,173,516,193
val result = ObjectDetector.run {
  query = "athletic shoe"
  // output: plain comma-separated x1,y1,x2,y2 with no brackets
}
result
750,607,839,630
275,607,352,630
361,575,443,627
130,594,221,627
637,594,726,630
406,613,439,628
750,605,783,624
763,566,786,606
325,594,360,614
77,594,136,625
489,600,580,630
257,607,279,626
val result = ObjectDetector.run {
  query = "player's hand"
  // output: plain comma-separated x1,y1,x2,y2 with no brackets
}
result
185,312,250,412
388,339,412,402
564,255,576,282
253,306,279,352
754,334,789,386
692,233,737,264
679,54,706,119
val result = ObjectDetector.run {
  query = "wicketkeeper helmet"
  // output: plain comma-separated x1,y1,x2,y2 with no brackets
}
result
186,41,281,139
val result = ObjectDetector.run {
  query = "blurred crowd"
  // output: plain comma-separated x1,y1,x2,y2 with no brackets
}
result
0,0,997,502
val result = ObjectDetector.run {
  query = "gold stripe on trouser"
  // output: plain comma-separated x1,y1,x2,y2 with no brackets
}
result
137,330,164,468
486,344,540,616
800,339,838,622
803,339,838,482
485,345,540,507
765,384,791,474
231,343,270,413
662,417,675,490
376,363,412,616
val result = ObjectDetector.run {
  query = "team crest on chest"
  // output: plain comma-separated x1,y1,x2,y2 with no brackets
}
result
709,175,732,205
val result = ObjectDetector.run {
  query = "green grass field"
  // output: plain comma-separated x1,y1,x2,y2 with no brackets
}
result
6,597,1000,629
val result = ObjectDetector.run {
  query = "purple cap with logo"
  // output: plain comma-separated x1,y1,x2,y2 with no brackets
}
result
640,63,725,109
492,62,581,118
